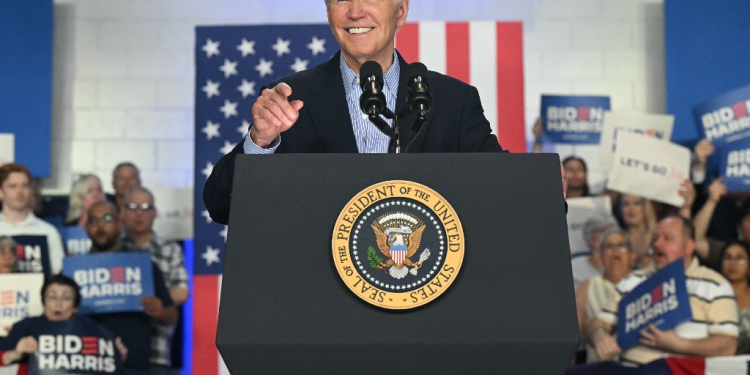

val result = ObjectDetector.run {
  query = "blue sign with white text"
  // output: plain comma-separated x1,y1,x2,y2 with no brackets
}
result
12,235,51,275
62,253,154,315
693,84,750,148
617,260,692,350
719,137,750,192
541,95,610,144
62,226,91,256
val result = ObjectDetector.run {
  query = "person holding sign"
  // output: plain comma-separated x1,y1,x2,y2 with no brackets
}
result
570,216,738,373
0,164,64,275
0,236,18,274
83,201,177,373
0,275,127,370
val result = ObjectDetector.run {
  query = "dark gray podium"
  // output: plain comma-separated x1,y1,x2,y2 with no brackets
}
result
217,153,578,374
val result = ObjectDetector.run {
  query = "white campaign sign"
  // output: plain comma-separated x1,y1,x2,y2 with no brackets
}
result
0,273,44,337
152,187,194,240
0,133,14,166
599,112,674,171
566,196,614,256
607,132,690,207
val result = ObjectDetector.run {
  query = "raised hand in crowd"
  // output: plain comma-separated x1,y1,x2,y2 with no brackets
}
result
532,117,544,153
115,337,128,362
694,178,728,261
249,83,304,148
1,336,38,365
678,179,697,219
692,139,715,182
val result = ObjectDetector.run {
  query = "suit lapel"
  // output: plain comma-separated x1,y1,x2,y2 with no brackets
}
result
307,51,359,153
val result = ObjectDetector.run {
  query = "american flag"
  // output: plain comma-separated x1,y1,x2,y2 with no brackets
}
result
192,22,524,375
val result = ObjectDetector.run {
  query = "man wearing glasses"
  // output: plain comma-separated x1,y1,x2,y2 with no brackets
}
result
84,201,178,373
121,187,189,372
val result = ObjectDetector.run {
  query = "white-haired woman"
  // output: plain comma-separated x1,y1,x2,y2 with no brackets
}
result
65,174,105,227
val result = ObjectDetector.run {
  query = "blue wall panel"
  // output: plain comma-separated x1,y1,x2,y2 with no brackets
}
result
665,0,750,146
0,0,54,177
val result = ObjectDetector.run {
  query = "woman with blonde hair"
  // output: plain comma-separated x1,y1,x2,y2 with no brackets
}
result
65,174,104,226
618,194,657,268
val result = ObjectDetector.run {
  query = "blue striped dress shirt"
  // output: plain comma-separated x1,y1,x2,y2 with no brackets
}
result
243,50,400,154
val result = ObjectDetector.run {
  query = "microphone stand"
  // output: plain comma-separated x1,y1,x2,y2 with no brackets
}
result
367,108,400,153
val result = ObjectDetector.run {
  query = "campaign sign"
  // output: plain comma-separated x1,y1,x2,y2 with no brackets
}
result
607,132,690,207
62,253,154,315
719,137,750,192
62,226,91,256
27,319,123,375
541,95,610,144
12,235,52,275
693,84,750,148
599,111,674,171
566,196,614,256
617,260,692,350
0,274,44,337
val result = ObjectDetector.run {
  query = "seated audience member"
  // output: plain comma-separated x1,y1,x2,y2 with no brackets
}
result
575,228,634,363
572,217,617,289
573,216,737,374
121,187,188,370
0,275,127,370
0,236,18,273
64,174,105,226
84,201,177,373
720,241,750,354
563,156,591,199
0,164,64,274
617,194,657,268
693,178,750,271
109,163,142,211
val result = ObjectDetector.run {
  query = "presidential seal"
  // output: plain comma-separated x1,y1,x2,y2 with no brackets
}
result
332,181,464,310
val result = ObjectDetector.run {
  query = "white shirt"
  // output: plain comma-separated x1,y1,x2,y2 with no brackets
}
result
0,212,64,274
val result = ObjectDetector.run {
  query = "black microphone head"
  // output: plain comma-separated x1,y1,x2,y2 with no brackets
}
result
406,62,432,114
407,62,429,85
360,61,384,90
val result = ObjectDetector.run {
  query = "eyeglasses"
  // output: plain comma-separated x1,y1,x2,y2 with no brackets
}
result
723,257,748,265
88,214,116,224
125,203,154,211
602,243,629,253
45,295,74,303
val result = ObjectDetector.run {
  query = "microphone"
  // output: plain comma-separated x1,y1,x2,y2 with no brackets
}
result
359,61,386,116
405,62,432,116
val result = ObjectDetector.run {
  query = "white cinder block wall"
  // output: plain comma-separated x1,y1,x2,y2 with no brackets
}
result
43,0,665,194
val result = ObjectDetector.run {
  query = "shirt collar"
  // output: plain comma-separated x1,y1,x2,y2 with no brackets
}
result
340,50,400,97
0,211,36,227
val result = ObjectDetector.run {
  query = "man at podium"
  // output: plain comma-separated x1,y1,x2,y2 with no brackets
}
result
204,0,505,224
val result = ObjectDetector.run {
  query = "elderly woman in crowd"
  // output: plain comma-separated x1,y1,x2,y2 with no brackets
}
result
720,241,750,354
0,275,126,369
0,236,18,274
571,217,617,289
575,228,634,363
65,174,105,227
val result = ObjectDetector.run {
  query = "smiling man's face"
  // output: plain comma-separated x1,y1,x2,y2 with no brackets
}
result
326,0,409,73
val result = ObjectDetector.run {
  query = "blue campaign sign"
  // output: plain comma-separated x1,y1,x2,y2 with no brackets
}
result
12,235,51,275
617,260,692,350
719,137,750,192
693,84,750,148
26,317,124,375
62,226,91,256
62,253,154,315
540,95,610,144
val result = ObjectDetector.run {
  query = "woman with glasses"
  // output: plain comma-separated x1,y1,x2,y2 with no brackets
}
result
0,275,127,371
720,241,750,354
575,228,634,363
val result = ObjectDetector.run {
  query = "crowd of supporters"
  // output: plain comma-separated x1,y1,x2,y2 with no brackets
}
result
0,162,187,375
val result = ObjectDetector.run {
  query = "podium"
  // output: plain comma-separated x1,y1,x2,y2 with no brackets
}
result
217,153,578,374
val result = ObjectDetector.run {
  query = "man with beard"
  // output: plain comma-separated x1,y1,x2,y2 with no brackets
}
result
84,201,178,373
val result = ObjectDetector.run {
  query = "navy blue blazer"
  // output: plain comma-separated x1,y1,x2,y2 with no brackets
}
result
204,50,505,224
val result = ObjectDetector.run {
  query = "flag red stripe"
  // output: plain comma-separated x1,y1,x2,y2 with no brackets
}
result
395,23,419,64
193,275,219,375
665,356,706,375
495,22,525,152
446,23,470,84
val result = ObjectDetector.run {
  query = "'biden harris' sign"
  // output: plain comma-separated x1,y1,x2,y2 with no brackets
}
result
62,253,154,315
694,84,750,148
617,260,692,350
719,137,750,192
541,95,610,144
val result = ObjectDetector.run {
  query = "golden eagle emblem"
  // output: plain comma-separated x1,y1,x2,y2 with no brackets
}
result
371,211,431,279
